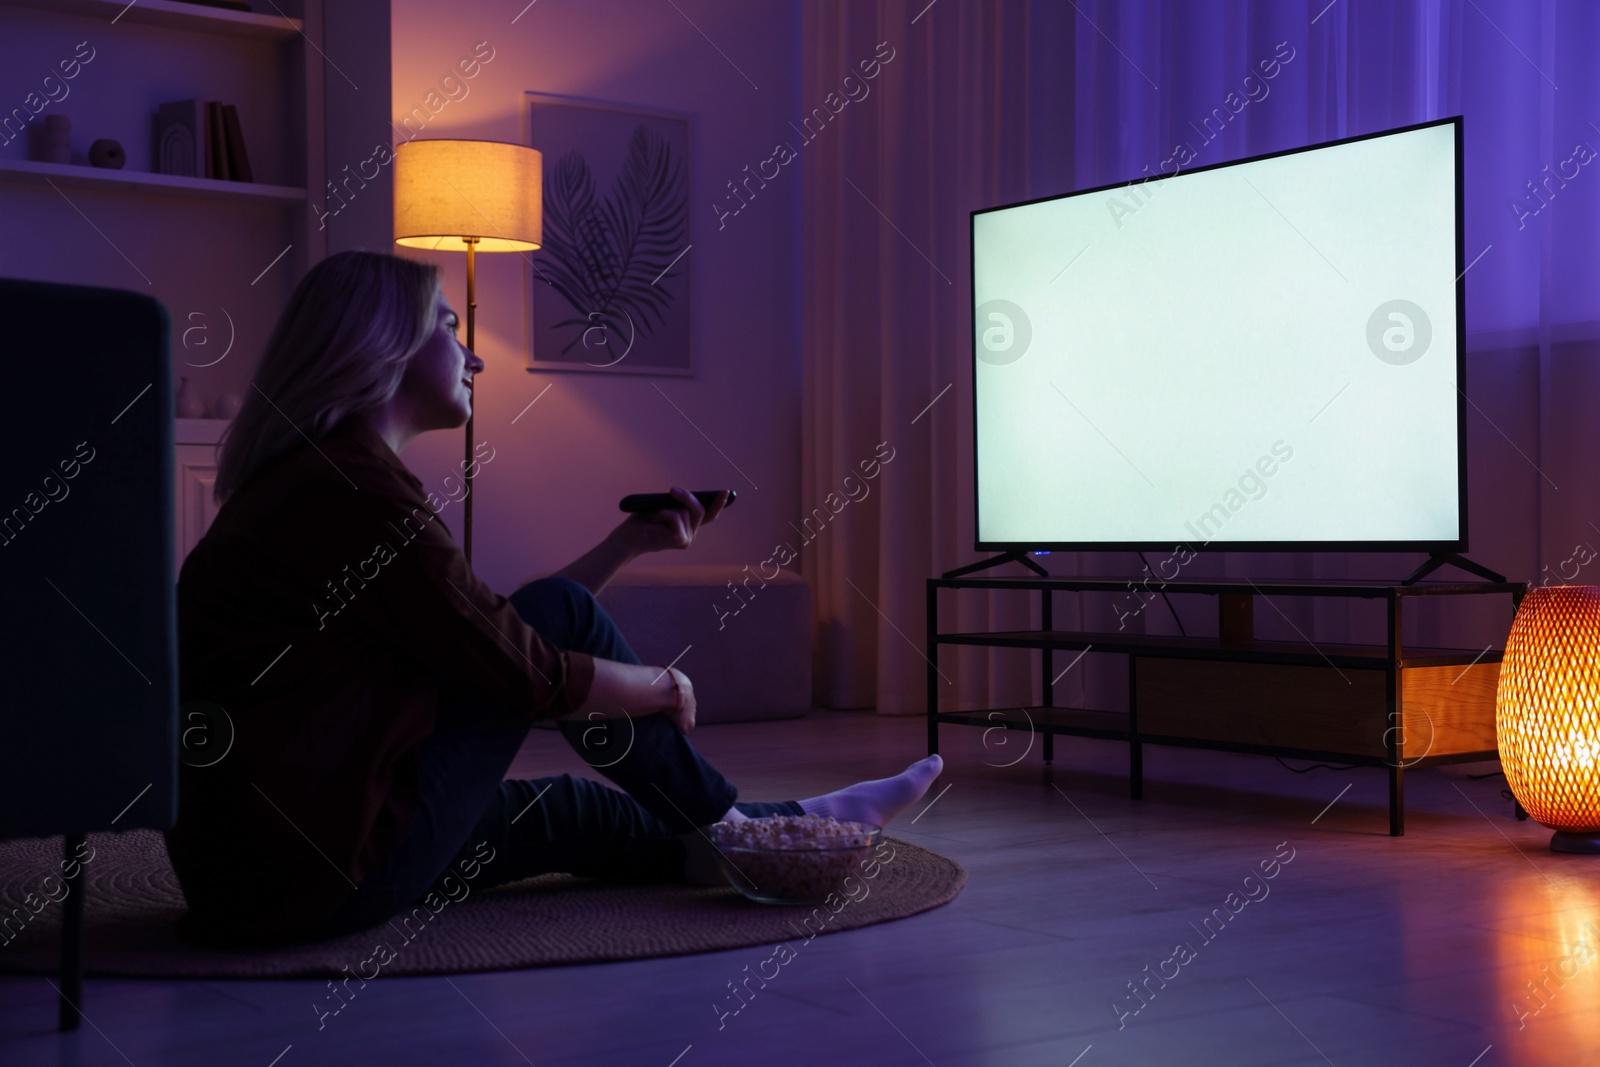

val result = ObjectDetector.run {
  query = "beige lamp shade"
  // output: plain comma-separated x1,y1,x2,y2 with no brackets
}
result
1497,584,1600,850
393,139,542,252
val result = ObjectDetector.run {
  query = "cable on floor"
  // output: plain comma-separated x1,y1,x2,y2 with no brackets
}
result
1136,551,1187,637
1275,756,1359,774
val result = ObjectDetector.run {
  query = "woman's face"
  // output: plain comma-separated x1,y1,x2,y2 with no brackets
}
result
399,294,485,431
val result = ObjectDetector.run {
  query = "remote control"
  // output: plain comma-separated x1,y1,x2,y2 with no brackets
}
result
619,490,737,513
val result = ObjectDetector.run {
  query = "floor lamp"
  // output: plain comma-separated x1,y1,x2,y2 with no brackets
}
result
393,139,543,564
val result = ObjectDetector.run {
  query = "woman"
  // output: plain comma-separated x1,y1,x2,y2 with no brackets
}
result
165,250,941,949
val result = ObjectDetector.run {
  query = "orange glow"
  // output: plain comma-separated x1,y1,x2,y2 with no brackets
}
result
1492,883,1600,1047
1497,586,1600,832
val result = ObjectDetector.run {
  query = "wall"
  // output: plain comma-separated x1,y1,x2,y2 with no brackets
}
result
389,0,802,597
325,0,394,256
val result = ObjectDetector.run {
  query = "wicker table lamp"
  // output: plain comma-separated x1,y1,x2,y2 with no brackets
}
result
1497,584,1600,854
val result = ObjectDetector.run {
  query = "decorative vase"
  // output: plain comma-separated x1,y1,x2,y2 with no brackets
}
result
211,392,243,419
89,139,125,169
1497,584,1600,853
176,376,207,418
40,114,71,164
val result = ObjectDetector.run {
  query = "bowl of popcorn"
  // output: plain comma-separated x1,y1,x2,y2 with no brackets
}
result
709,814,882,905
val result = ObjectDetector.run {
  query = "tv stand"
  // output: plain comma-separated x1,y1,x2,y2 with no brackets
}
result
1402,553,1507,585
926,574,1526,835
942,551,1049,580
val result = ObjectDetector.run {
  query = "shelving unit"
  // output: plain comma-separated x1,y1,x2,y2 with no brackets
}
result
0,157,307,203
0,0,326,421
0,0,324,214
0,0,326,261
4,0,303,39
926,574,1527,835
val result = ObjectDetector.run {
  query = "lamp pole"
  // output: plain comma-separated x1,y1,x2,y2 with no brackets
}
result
463,236,478,564
392,138,542,563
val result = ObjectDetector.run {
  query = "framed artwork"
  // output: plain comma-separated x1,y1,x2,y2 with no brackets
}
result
524,92,692,376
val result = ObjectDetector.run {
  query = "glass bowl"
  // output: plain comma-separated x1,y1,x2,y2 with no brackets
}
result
708,816,883,905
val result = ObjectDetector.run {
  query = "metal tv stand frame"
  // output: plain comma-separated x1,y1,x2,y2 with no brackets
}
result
925,572,1526,835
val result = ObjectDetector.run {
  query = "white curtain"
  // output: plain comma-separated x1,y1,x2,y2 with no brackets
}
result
799,0,1600,714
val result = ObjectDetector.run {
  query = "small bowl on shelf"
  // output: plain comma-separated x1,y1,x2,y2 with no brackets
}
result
709,815,882,905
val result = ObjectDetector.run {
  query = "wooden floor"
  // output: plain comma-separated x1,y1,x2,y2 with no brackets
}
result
3,709,1597,1066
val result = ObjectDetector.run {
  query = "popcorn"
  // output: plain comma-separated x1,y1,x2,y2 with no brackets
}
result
714,814,877,850
711,815,881,903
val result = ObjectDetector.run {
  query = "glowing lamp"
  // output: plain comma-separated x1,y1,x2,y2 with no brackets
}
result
1497,585,1600,854
393,138,542,563
393,139,542,254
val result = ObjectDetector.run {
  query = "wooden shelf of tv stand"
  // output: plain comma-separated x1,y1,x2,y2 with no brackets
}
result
926,574,1527,836
937,629,1502,669
932,704,1495,767
927,573,1526,600
934,703,1491,764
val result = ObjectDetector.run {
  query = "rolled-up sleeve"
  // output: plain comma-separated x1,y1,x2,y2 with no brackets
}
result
309,482,595,720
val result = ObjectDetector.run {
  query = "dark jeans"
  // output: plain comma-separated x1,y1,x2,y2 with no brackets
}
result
317,576,802,940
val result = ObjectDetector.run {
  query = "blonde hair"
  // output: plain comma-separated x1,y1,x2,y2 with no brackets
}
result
213,250,442,504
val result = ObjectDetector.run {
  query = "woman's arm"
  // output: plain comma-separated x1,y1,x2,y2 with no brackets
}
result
549,527,639,597
548,488,728,596
555,659,695,732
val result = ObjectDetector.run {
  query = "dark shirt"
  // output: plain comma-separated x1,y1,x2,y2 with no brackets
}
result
164,416,594,948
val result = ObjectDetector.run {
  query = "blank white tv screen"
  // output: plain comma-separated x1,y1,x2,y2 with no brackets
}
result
972,119,1463,550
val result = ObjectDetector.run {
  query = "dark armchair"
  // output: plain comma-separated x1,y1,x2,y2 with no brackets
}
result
0,277,178,1030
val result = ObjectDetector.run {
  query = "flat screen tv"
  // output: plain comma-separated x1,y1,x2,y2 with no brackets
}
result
970,117,1465,553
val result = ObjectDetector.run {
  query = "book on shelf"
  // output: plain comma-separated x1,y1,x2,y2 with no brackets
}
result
221,104,253,182
155,99,256,184
155,100,207,179
207,101,229,180
171,0,255,11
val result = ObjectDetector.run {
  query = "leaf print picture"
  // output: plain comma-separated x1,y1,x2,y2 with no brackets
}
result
526,95,693,376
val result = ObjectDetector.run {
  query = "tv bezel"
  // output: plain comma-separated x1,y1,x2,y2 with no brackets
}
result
969,115,1467,556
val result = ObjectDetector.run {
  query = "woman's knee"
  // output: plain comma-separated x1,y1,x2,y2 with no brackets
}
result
508,576,639,663
510,575,592,613
508,575,593,636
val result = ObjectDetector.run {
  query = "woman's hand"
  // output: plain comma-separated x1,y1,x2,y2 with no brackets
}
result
563,661,696,732
661,667,696,733
618,487,728,556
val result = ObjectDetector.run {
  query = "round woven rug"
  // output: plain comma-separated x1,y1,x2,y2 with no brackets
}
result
0,830,965,979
